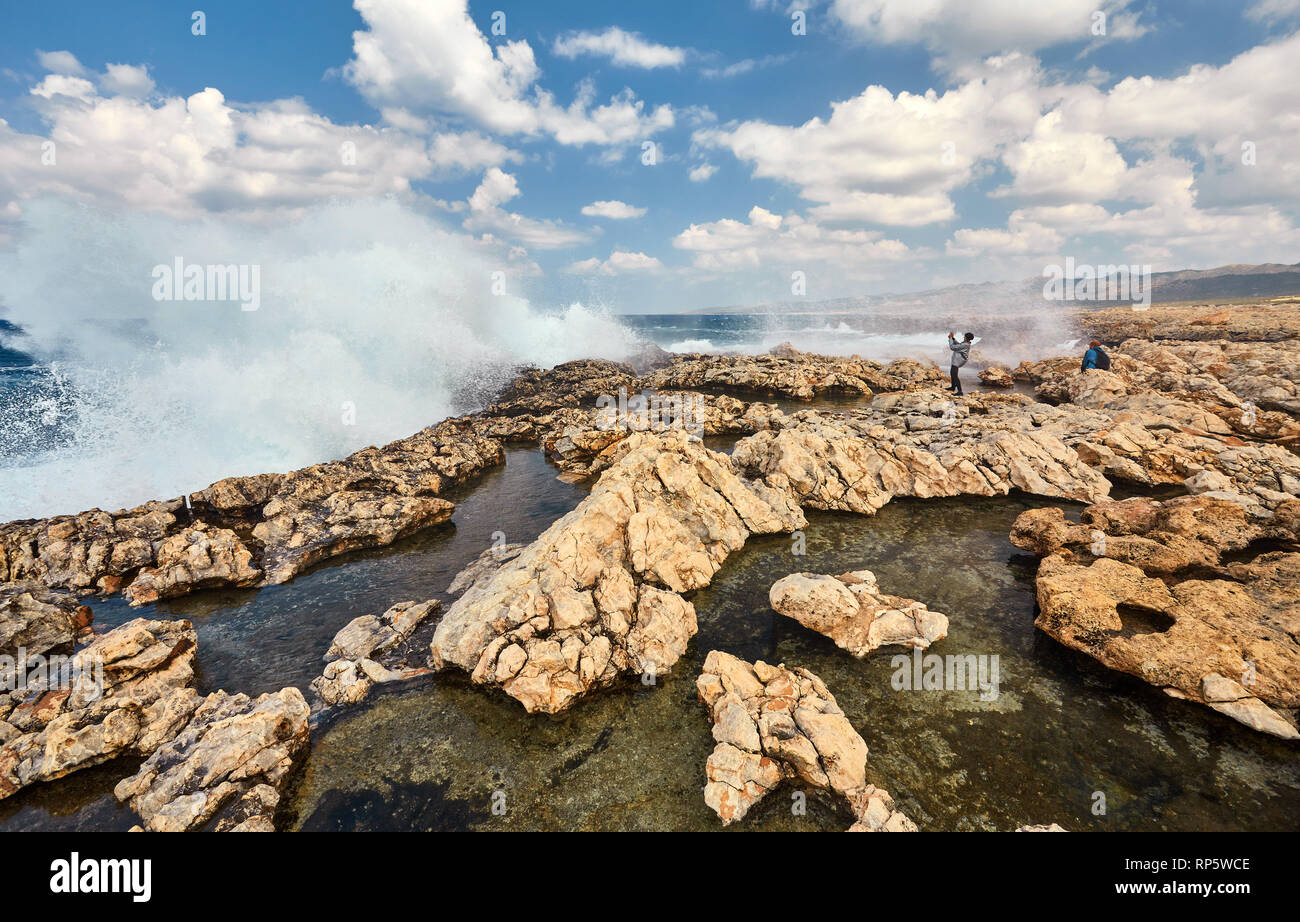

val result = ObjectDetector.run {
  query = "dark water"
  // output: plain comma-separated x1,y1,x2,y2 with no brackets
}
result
275,493,1300,832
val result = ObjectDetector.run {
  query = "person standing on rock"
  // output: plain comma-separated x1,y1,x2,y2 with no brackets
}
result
947,332,974,395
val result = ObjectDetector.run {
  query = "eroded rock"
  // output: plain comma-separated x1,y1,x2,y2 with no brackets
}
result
310,599,441,708
430,432,805,713
696,650,916,830
769,570,948,656
115,687,310,832
0,618,199,798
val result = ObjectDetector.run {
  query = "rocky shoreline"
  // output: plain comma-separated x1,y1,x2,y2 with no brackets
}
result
3,303,1298,829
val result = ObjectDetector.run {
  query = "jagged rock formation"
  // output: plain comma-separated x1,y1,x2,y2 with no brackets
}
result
430,432,806,713
1016,823,1068,832
1,583,92,659
115,687,310,832
0,618,200,798
310,599,440,708
732,391,1113,513
0,416,504,603
696,651,916,830
769,570,948,656
643,350,944,399
1011,495,1300,739
539,392,786,478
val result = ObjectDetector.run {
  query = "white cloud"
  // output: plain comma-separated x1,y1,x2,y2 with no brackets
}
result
701,54,792,79
99,63,154,97
828,0,1147,63
995,110,1130,204
463,168,591,249
553,28,686,69
563,249,664,275
344,0,674,145
673,205,914,274
37,50,85,75
688,162,718,182
1247,0,1300,22
581,200,646,219
1,81,434,221
428,130,523,175
695,53,1046,226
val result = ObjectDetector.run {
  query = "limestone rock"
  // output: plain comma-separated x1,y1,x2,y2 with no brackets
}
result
643,352,944,399
0,583,92,659
448,545,527,596
769,570,948,656
310,599,441,708
696,651,916,830
0,618,199,799
115,687,310,832
978,366,1014,388
123,523,260,605
431,432,805,713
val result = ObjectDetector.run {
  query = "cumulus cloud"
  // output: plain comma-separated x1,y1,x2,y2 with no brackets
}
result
0,79,434,222
673,205,914,274
344,0,674,145
563,249,664,275
462,168,592,249
553,28,687,69
694,53,1046,226
580,200,646,219
828,0,1147,63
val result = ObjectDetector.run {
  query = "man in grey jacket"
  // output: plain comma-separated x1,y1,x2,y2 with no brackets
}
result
947,331,974,395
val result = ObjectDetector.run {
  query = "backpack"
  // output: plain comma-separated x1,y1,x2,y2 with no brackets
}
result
1094,347,1111,371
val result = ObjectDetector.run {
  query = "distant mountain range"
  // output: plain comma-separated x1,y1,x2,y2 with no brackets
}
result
690,262,1300,316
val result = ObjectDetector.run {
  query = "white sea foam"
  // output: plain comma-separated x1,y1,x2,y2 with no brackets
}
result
0,200,638,521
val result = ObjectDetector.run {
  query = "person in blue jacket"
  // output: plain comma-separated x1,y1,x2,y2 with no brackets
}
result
1081,340,1111,371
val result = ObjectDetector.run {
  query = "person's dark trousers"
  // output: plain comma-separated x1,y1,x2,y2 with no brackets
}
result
950,365,962,395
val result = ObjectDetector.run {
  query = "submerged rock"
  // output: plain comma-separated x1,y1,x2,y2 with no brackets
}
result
430,432,805,713
1016,823,1068,832
696,650,916,830
115,687,310,832
769,570,948,656
310,599,441,708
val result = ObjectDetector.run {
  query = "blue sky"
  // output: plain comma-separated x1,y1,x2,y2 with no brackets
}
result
2,0,1300,312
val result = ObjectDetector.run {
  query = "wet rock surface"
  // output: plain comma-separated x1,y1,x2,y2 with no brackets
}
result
0,618,199,799
769,570,949,656
310,599,440,708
